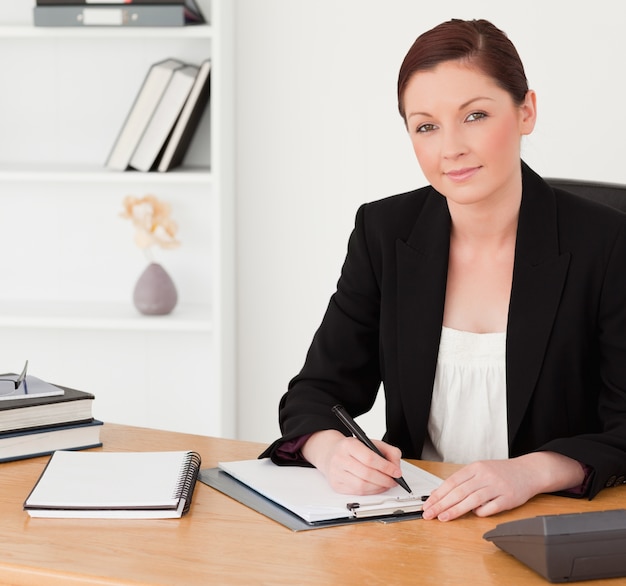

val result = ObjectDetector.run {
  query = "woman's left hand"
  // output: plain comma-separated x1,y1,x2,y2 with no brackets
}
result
421,451,585,521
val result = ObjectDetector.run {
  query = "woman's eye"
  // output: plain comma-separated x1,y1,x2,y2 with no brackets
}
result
416,123,436,134
466,111,487,123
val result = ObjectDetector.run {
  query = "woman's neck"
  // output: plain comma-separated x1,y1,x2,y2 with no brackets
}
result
447,185,522,250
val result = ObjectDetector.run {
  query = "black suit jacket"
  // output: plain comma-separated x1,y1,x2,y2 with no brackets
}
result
262,163,626,499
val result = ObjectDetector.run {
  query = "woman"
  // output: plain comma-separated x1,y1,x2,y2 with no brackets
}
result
260,19,626,521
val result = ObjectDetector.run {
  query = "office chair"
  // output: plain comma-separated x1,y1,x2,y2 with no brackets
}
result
546,177,626,214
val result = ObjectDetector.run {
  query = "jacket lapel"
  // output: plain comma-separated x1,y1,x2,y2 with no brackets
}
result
394,164,571,455
506,164,571,447
396,191,450,451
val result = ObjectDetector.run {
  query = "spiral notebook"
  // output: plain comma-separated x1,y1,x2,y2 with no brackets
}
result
24,450,201,519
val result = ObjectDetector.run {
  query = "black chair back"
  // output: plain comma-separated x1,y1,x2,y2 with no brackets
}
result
546,178,626,214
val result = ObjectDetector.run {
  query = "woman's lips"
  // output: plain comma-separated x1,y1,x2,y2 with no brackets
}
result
445,166,481,182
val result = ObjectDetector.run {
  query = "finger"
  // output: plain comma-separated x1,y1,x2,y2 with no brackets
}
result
423,468,476,508
329,459,399,494
471,496,506,518
425,493,486,521
372,440,403,469
333,439,402,493
342,438,402,478
366,440,404,481
433,490,491,521
423,474,491,521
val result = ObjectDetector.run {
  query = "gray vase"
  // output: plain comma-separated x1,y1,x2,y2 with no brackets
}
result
133,262,178,316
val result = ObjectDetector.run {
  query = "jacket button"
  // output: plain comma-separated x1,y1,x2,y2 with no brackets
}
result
606,476,617,488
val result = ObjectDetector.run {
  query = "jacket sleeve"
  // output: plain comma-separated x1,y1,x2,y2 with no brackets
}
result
260,203,383,461
540,222,626,498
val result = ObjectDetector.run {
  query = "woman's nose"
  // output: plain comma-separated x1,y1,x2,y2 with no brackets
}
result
441,128,468,160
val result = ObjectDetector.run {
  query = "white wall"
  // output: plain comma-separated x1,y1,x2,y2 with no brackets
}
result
234,0,626,443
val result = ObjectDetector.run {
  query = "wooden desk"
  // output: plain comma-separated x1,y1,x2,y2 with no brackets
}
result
2,423,625,586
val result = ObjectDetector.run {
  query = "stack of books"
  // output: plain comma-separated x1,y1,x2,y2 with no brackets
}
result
0,365,101,463
33,1,206,28
106,58,211,172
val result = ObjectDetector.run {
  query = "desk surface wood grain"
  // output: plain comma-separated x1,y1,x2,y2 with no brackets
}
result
1,423,625,586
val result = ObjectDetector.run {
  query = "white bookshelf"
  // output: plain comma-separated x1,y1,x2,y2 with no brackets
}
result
0,24,215,38
0,300,212,332
0,163,213,184
0,1,235,438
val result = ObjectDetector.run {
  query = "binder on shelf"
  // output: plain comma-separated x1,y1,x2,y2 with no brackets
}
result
33,2,205,28
37,0,200,5
105,58,184,171
158,59,211,172
129,64,199,172
24,450,202,519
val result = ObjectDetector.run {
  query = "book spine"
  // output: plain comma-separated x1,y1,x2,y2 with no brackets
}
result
130,65,198,171
33,6,187,27
0,418,95,437
0,442,104,464
106,58,184,170
158,60,211,172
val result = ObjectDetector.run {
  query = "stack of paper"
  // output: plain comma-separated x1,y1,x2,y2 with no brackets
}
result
215,458,443,525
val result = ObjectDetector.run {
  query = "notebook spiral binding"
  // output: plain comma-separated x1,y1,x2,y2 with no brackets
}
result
172,451,202,515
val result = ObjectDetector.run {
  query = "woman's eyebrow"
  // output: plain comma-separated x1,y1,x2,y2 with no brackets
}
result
407,96,495,121
458,96,494,110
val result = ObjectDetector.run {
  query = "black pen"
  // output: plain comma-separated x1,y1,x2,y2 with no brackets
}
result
332,404,413,494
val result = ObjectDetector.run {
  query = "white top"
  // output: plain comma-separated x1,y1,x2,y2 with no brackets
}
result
421,326,508,464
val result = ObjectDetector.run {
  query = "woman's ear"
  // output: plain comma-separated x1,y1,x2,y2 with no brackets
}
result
520,89,537,135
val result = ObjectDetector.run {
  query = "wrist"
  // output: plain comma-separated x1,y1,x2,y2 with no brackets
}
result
518,451,586,494
301,429,345,471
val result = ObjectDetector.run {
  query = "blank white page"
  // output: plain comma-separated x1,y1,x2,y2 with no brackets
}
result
25,450,192,509
219,459,443,523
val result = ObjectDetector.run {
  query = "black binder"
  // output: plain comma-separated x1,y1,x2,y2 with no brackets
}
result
33,2,205,27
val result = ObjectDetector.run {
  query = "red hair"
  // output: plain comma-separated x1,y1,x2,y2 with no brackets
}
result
397,19,529,119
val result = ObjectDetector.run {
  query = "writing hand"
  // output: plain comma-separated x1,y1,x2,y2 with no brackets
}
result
302,429,403,495
421,452,585,521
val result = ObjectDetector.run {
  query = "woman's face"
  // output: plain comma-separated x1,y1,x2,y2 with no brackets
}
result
402,60,536,208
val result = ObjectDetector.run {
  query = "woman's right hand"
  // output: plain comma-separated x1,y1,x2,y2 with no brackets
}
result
301,429,404,495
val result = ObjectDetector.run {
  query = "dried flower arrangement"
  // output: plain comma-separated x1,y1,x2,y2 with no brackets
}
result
120,194,180,259
120,194,180,315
